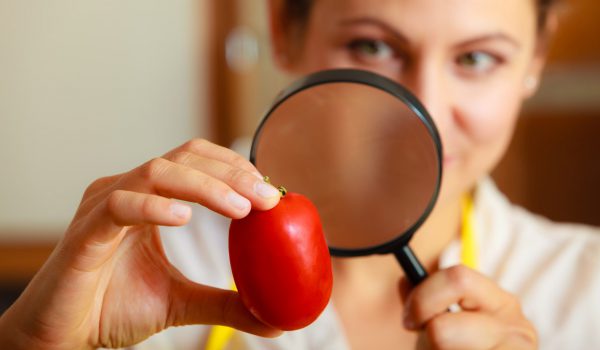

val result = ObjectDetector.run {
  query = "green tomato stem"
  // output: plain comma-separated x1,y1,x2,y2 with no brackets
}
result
277,186,287,197
263,175,287,198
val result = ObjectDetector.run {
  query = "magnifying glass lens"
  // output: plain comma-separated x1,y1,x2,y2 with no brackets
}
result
253,80,439,252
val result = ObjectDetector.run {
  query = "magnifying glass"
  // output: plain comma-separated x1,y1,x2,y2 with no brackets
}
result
250,69,442,286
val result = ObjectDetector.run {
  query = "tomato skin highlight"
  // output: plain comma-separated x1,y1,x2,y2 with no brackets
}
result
229,192,333,331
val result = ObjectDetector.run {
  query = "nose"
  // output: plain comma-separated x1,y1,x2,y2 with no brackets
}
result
397,59,452,141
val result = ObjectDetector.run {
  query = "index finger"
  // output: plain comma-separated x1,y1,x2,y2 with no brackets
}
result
164,139,262,178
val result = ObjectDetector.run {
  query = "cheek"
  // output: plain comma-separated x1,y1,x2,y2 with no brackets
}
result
458,81,523,144
442,78,525,200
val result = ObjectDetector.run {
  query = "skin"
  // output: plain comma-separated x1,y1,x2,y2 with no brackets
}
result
268,0,553,348
0,0,553,349
0,140,283,349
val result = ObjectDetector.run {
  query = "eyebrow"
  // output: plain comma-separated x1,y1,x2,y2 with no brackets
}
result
338,17,521,50
456,33,521,50
338,17,410,44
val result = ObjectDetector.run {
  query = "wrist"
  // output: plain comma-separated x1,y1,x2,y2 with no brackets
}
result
0,303,64,350
0,308,28,350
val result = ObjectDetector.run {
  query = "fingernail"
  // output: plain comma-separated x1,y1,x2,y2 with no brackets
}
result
227,192,251,211
170,202,191,219
254,181,280,199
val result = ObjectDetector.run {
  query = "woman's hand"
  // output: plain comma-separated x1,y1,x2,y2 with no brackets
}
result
0,139,283,349
402,265,537,350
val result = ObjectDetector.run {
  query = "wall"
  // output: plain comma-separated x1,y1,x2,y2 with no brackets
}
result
0,1,209,242
492,0,600,226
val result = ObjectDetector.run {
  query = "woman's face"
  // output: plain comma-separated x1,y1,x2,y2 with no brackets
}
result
272,0,546,206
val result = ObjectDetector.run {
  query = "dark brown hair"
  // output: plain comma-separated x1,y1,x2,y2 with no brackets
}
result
282,0,559,32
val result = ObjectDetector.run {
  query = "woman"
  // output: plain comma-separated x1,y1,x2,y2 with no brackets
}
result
1,0,598,349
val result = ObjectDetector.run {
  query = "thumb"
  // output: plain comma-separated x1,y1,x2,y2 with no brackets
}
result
168,282,282,337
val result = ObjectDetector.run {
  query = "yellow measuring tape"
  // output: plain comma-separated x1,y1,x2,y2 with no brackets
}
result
460,194,478,269
205,194,478,350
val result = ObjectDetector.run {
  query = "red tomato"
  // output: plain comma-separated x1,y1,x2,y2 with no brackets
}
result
229,192,333,331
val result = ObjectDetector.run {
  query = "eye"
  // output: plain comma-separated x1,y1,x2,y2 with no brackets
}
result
455,51,501,74
347,39,394,61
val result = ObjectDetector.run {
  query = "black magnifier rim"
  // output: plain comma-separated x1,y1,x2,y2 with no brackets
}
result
250,68,443,257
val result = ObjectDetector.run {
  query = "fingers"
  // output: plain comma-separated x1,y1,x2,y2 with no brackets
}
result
165,151,281,211
402,266,536,349
168,282,282,337
403,265,515,330
78,139,279,223
421,311,503,350
61,191,193,266
164,139,261,178
125,158,277,219
74,175,123,218
68,138,280,248
105,190,191,227
420,311,536,350
119,138,281,218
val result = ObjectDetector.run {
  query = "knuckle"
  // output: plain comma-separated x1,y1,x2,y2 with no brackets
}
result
503,293,522,314
167,280,190,327
140,157,169,181
519,321,538,346
229,153,250,169
203,178,219,194
446,265,471,290
140,195,158,218
196,172,217,192
170,151,194,165
183,138,209,152
224,166,248,185
84,176,110,196
105,190,126,217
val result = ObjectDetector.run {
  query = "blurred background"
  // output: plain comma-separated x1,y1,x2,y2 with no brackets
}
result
0,0,598,312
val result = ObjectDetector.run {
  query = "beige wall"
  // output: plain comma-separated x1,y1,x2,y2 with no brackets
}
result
0,1,209,242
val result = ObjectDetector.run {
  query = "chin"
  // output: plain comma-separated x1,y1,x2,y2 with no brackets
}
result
438,165,474,207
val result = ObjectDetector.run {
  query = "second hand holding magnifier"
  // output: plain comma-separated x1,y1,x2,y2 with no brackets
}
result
250,69,443,286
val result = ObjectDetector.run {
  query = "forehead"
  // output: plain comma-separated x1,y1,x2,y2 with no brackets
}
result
310,0,537,44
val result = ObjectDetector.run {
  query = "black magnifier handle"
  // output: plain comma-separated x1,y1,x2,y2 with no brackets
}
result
394,245,428,286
